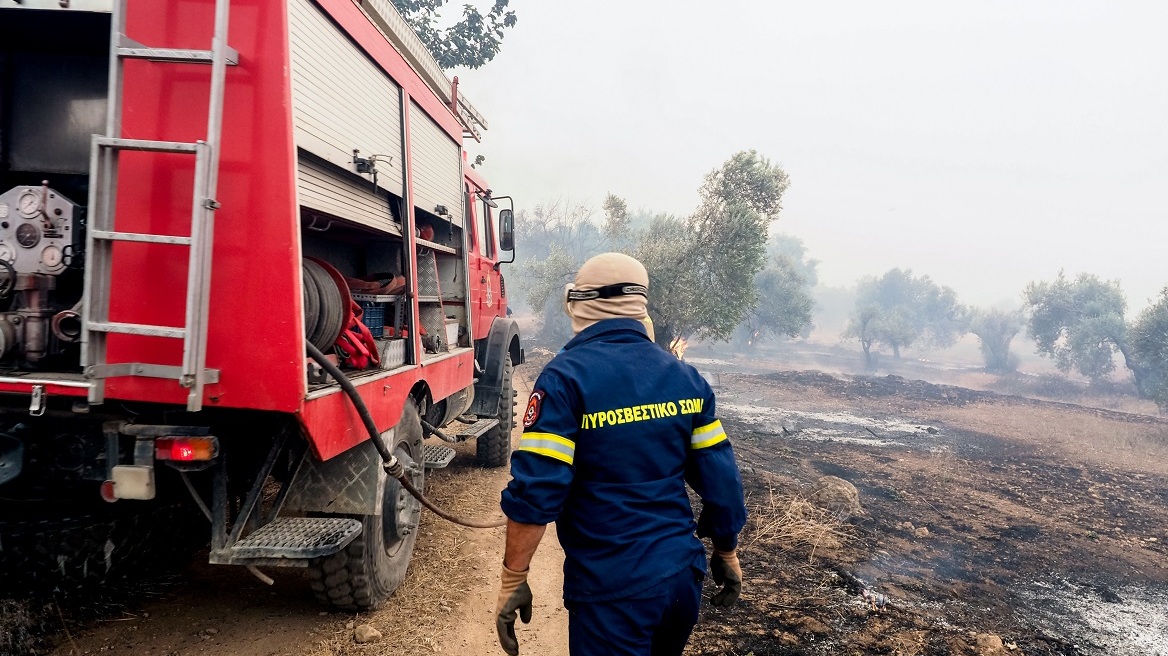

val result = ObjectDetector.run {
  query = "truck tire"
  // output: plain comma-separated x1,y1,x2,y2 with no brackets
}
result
476,354,516,468
307,403,425,610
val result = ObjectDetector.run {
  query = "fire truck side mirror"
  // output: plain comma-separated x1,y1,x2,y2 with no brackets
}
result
498,209,515,252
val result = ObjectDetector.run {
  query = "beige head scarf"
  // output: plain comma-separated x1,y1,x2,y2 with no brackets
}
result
563,252,654,339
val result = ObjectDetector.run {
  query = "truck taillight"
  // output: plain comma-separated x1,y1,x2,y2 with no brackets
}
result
155,437,218,462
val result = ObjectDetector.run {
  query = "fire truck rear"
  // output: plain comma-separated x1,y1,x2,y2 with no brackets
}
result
0,0,520,610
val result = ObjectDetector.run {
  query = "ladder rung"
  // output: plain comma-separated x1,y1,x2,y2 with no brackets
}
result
88,322,186,339
86,363,220,384
94,137,199,154
117,35,239,66
91,230,192,246
117,47,240,66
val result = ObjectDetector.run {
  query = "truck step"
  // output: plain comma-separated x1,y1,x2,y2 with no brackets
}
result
437,417,499,441
229,517,362,560
423,444,456,469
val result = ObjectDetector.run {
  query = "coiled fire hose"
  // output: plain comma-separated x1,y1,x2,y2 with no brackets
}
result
306,342,507,529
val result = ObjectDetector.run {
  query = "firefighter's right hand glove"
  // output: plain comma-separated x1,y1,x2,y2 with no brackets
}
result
710,549,743,607
496,564,533,655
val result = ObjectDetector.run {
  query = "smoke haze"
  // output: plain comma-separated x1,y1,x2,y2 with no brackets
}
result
457,0,1167,309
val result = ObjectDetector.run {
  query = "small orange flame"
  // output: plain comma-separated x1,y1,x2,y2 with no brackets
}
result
669,336,689,360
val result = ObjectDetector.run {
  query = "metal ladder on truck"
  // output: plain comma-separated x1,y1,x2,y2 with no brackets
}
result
82,0,237,412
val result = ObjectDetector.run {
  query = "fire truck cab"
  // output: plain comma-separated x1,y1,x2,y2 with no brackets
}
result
0,0,519,610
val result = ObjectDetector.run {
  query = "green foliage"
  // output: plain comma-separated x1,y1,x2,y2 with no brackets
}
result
844,269,967,367
522,242,576,313
741,255,815,343
768,234,819,288
1023,271,1129,384
392,0,517,69
698,150,790,222
969,308,1023,373
515,152,785,348
736,234,817,346
640,152,788,346
602,193,631,242
1129,287,1168,410
512,200,604,342
638,202,773,345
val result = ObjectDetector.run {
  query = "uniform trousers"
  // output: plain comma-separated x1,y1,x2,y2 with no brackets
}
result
565,566,703,656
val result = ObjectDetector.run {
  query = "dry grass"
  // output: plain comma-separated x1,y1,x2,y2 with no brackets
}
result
0,598,53,656
304,462,505,656
934,401,1168,476
744,489,851,563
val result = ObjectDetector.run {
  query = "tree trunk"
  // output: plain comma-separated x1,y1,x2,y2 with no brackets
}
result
862,341,874,370
1115,340,1150,392
892,343,901,360
655,323,675,349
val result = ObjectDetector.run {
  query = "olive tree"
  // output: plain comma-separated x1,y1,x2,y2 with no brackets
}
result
1023,272,1136,385
969,308,1023,373
638,151,790,347
844,269,967,368
1129,287,1168,410
736,234,817,346
517,151,789,349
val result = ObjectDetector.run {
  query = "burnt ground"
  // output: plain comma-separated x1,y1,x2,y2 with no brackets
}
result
687,370,1168,656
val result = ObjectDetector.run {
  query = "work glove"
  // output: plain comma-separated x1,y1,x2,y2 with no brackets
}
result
710,549,742,607
496,564,534,655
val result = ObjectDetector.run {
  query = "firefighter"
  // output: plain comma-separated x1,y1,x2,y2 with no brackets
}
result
495,252,748,655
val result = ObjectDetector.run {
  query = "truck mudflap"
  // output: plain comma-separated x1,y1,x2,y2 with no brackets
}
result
471,316,522,418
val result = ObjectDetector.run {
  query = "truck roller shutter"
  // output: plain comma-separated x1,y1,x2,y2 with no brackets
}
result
289,0,403,228
408,101,462,224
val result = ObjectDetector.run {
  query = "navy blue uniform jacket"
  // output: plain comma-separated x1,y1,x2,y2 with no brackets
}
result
501,318,747,602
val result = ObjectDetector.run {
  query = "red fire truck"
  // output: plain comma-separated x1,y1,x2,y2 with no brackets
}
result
0,0,520,610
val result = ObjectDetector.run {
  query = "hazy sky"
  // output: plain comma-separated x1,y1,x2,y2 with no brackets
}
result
457,1,1167,309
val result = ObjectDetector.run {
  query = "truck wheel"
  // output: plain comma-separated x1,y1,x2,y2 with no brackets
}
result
308,403,425,610
476,354,516,468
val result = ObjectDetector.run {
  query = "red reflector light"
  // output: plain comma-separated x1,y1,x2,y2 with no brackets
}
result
155,437,217,462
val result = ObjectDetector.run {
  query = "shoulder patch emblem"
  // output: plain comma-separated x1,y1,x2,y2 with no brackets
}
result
523,391,545,428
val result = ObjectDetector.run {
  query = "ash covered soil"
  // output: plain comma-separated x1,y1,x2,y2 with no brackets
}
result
689,369,1168,656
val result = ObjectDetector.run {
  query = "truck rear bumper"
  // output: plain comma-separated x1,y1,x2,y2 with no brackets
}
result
0,375,91,398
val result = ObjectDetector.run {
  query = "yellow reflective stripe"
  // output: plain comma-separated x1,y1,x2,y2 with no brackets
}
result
691,419,726,450
691,433,728,450
522,432,575,449
518,432,575,465
692,420,723,436
518,446,574,465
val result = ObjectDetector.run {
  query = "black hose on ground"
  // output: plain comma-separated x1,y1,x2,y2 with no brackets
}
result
305,342,507,529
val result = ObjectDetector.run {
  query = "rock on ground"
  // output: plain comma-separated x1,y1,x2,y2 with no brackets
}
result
808,475,863,518
353,624,382,644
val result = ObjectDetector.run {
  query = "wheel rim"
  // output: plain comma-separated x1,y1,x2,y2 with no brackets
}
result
381,443,422,556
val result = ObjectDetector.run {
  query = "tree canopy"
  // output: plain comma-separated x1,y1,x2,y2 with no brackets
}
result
1128,287,1168,410
844,269,967,367
392,0,517,69
736,234,816,346
740,256,815,344
1023,271,1132,384
512,151,788,349
638,151,788,346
